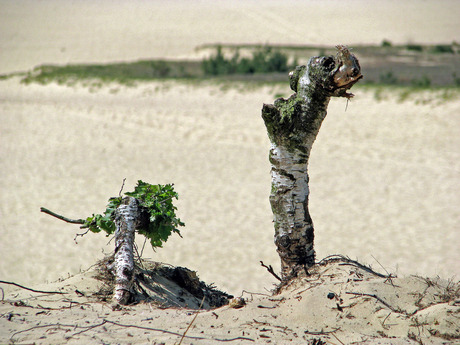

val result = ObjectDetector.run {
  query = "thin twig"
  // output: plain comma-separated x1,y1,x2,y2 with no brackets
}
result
74,228,90,242
133,243,145,269
345,292,406,315
331,332,346,345
72,320,108,336
119,178,127,197
103,319,207,340
371,255,398,287
0,280,65,295
304,327,340,335
40,207,85,224
140,237,147,257
178,296,205,345
319,254,388,279
260,261,282,281
12,322,88,338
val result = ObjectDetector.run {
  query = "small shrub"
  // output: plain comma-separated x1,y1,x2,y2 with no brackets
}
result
406,44,423,52
381,40,392,47
202,46,290,76
431,44,454,54
411,75,431,88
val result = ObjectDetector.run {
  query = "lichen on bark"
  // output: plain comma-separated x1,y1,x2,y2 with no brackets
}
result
262,46,362,280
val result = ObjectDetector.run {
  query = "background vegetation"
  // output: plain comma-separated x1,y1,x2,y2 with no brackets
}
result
5,42,458,89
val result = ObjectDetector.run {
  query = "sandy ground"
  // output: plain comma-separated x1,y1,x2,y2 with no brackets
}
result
0,78,459,296
1,256,458,344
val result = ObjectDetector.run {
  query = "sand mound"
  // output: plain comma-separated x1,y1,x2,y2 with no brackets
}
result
1,256,458,344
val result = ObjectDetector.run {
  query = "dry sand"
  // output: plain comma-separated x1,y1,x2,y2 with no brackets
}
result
1,256,458,344
1,78,459,295
1,0,459,343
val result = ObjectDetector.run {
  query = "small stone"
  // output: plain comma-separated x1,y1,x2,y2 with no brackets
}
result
327,292,335,300
228,297,246,309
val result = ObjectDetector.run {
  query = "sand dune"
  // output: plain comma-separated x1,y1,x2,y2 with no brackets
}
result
1,256,458,344
1,0,459,74
1,78,459,296
1,1,459,343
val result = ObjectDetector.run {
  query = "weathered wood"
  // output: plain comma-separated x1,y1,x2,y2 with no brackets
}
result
262,46,362,280
112,196,140,305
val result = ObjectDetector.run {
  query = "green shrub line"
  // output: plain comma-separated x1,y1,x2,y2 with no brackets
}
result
2,43,457,88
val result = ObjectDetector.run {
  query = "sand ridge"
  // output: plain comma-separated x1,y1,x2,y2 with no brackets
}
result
1,255,458,344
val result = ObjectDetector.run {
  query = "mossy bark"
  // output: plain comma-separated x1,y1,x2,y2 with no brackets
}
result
262,47,362,280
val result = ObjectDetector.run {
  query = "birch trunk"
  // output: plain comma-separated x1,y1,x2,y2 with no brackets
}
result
112,196,140,305
262,46,362,280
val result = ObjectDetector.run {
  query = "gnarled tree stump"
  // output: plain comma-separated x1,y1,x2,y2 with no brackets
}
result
262,46,362,280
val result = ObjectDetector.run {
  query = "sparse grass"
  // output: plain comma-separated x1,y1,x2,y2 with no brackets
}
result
20,60,202,86
4,43,458,94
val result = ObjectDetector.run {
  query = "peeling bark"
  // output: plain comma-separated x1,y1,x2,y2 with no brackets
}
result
113,196,141,305
262,46,362,280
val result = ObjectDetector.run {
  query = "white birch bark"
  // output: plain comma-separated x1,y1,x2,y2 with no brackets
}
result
112,196,140,305
262,46,362,280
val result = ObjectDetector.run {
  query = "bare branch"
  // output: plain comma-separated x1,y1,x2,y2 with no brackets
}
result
345,292,408,315
178,296,205,345
119,177,126,197
260,261,282,281
0,280,65,295
40,207,85,225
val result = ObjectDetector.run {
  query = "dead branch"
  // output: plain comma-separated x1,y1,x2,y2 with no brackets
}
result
103,319,255,342
345,292,407,315
0,280,65,295
304,327,340,335
331,332,346,345
40,207,85,225
178,296,205,345
260,261,282,281
72,320,108,336
318,254,389,279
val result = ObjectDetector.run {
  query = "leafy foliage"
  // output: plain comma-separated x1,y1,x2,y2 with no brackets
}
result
84,181,184,248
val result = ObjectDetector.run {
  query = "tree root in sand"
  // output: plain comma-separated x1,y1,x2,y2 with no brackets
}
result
93,255,232,310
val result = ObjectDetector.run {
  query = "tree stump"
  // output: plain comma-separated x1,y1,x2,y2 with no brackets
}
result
112,196,141,305
262,46,362,280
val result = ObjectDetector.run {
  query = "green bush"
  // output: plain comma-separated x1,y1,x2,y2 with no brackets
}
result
406,44,423,52
202,46,290,76
431,45,454,54
381,40,392,47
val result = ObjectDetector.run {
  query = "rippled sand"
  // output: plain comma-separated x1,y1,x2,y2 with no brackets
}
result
0,0,459,295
